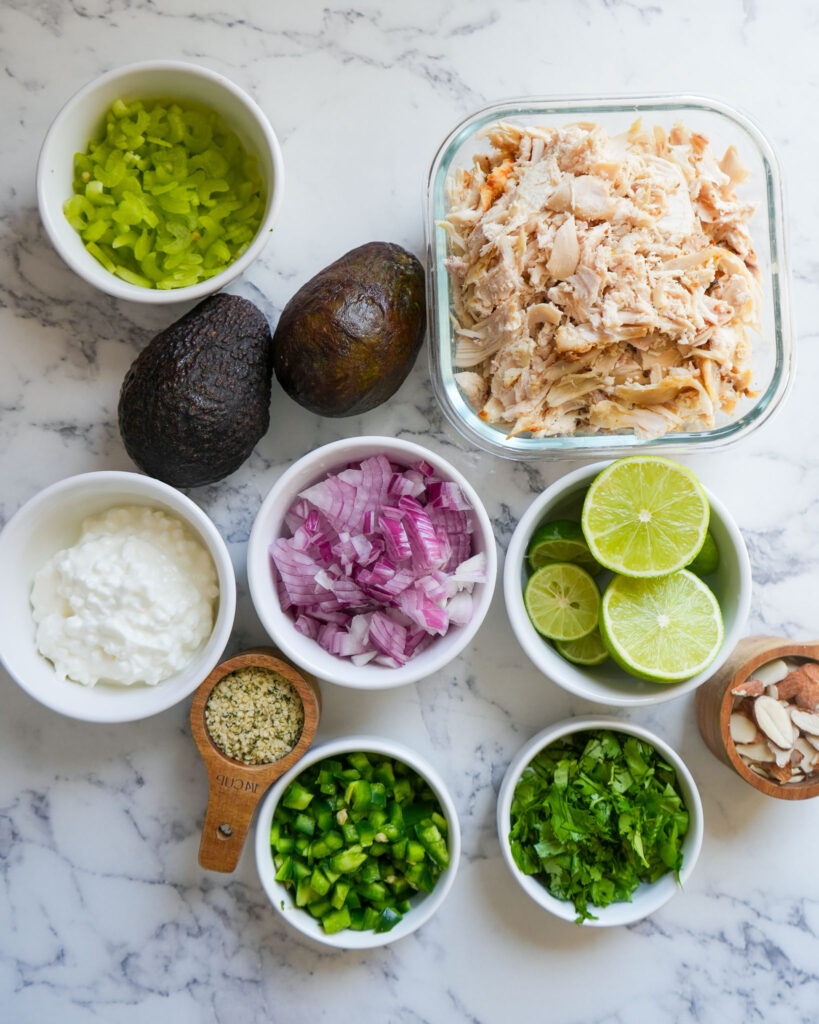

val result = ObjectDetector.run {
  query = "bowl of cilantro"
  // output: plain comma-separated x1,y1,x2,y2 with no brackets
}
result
497,716,703,926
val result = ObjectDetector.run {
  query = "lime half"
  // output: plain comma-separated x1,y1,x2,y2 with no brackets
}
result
524,563,600,642
582,457,709,578
526,519,601,575
555,628,609,666
600,570,724,683
686,530,720,577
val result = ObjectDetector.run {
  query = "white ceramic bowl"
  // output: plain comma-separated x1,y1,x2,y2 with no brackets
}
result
36,60,284,303
0,471,236,722
504,461,752,707
497,716,704,926
247,436,497,689
255,734,461,949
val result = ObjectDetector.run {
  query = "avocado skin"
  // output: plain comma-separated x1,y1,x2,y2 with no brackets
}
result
119,293,273,488
272,241,426,417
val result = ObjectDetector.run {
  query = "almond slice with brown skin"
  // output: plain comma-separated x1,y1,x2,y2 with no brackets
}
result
735,742,775,763
794,737,819,769
753,659,789,687
754,695,795,750
732,679,764,697
770,742,794,769
790,708,819,737
729,713,758,745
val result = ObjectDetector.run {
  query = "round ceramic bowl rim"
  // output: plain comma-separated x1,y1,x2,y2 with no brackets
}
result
35,59,285,304
503,460,752,707
0,470,236,722
254,733,462,949
496,715,704,926
247,435,498,689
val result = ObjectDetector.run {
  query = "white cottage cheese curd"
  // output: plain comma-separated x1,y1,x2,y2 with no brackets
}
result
31,505,218,686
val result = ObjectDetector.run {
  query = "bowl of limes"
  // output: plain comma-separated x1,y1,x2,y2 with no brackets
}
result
503,457,752,707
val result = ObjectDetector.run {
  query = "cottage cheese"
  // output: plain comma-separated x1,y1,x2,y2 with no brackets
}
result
31,505,219,687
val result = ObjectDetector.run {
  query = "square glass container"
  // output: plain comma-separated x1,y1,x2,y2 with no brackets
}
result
425,95,793,460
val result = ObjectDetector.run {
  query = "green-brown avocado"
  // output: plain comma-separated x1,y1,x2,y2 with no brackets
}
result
272,241,425,416
118,293,273,487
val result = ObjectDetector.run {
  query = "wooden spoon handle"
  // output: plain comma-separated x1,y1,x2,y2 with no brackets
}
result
198,771,276,873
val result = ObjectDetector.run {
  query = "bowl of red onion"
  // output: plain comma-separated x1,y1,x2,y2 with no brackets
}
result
247,436,497,689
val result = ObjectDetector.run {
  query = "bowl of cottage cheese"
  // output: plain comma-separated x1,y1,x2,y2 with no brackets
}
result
0,471,236,722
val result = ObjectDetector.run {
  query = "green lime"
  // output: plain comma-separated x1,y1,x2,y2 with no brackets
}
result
554,628,610,666
523,563,600,642
686,530,719,576
526,519,602,575
581,456,709,578
599,570,724,682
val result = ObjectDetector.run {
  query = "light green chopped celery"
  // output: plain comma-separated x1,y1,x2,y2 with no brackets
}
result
85,242,115,273
63,97,265,290
114,266,152,288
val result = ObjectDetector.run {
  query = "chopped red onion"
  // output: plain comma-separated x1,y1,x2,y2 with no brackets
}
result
269,454,488,666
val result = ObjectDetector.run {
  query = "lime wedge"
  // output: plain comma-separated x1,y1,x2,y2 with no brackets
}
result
686,530,719,577
555,628,609,666
582,457,709,578
599,570,724,682
524,563,600,642
526,519,602,575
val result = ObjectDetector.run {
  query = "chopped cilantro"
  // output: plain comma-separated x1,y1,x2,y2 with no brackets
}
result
508,730,689,922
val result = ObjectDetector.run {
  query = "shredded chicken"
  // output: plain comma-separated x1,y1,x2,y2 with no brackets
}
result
442,120,761,439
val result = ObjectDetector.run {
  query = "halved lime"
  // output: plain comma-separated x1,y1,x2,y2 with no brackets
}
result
523,563,600,642
555,628,609,666
686,530,719,577
599,570,724,683
582,457,709,578
526,519,602,575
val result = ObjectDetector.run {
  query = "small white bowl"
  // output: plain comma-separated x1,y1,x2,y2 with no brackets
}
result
497,716,704,926
255,734,461,949
504,461,752,707
36,60,284,304
0,471,236,722
247,436,497,689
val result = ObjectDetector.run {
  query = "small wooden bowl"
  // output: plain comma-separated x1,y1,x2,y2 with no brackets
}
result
694,635,819,800
190,647,321,872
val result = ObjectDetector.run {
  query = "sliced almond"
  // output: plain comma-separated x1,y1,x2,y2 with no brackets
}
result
732,678,764,697
729,713,758,745
735,742,775,763
770,743,793,768
794,737,819,769
749,764,771,779
753,659,789,687
786,774,805,784
770,763,793,783
754,695,795,750
766,684,779,699
805,734,819,753
790,708,819,737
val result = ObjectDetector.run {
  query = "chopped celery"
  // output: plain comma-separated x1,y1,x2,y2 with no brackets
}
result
63,97,265,290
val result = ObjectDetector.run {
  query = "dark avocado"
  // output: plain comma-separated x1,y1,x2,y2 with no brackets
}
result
118,293,273,487
272,241,425,417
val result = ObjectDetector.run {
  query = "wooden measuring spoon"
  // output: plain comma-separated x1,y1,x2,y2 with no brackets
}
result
695,635,819,800
190,647,321,872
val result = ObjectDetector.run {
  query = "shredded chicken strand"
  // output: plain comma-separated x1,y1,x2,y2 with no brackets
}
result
443,119,761,439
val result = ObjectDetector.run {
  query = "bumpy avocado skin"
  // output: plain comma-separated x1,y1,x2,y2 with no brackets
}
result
272,241,426,416
119,294,273,487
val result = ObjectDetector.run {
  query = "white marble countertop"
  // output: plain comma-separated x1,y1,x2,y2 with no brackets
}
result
2,2,818,1022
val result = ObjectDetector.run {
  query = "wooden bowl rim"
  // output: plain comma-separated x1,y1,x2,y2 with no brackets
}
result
190,646,321,780
718,640,819,800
